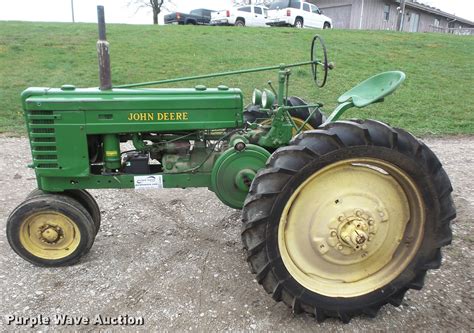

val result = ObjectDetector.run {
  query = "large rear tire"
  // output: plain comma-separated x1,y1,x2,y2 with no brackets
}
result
242,119,455,322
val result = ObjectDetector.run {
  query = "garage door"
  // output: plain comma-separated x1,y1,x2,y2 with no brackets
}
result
320,4,352,29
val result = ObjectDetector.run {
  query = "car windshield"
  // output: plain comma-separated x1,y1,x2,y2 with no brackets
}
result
269,1,289,10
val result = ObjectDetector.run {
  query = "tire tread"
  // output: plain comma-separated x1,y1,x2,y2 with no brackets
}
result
242,119,455,322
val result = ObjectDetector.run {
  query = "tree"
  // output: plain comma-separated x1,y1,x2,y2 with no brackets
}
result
129,0,175,25
234,0,273,5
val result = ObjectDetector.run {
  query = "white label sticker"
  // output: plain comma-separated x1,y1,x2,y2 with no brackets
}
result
134,175,163,190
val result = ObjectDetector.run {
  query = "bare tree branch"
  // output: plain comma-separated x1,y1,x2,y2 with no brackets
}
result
128,0,175,24
233,0,273,6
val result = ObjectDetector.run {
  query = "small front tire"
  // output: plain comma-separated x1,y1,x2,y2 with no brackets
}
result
7,195,96,267
27,189,101,234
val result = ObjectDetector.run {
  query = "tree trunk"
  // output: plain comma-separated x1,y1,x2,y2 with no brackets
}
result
153,9,159,24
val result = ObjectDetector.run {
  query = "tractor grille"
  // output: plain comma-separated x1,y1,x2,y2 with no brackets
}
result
27,110,59,169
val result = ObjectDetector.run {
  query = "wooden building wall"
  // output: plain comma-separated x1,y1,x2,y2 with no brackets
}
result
315,0,360,29
312,0,473,32
316,0,398,30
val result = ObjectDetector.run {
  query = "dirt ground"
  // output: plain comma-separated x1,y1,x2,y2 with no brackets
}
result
0,136,472,332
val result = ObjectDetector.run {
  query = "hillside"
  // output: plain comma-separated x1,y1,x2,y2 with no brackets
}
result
0,21,472,134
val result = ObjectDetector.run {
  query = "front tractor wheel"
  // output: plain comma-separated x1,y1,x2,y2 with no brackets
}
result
27,189,101,234
242,120,455,322
6,195,96,267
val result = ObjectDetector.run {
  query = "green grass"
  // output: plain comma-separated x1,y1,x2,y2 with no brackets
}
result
0,21,473,135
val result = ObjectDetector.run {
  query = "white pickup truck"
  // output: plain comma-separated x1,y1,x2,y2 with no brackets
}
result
266,0,332,29
210,5,269,27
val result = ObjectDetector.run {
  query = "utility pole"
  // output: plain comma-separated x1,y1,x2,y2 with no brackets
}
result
399,0,406,31
71,0,75,23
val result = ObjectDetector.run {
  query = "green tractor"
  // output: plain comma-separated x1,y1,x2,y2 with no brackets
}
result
6,7,455,323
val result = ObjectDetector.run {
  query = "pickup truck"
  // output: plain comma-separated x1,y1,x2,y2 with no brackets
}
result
210,5,268,27
266,0,332,29
164,8,214,25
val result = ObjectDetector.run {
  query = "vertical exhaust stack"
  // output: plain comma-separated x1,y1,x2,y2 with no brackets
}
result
97,6,112,90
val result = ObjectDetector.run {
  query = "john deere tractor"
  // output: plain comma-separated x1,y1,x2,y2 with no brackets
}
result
6,7,455,323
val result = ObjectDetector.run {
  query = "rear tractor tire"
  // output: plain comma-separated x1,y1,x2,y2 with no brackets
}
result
7,194,97,267
242,119,455,322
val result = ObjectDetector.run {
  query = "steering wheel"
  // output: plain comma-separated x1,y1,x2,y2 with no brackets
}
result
311,35,329,88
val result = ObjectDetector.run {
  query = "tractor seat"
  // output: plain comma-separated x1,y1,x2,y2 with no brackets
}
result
338,71,406,108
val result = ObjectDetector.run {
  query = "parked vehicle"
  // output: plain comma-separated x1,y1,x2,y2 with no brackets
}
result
164,8,214,25
266,0,332,29
211,5,269,27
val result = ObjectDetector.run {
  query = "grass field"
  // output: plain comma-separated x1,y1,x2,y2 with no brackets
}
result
0,21,473,135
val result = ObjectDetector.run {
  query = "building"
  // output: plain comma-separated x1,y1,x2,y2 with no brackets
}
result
312,0,474,33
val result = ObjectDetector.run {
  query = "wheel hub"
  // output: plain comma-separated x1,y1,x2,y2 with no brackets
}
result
328,209,377,255
39,224,63,244
19,211,81,260
278,158,425,297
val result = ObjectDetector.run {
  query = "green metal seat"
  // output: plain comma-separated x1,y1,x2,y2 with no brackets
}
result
337,71,406,108
322,71,406,125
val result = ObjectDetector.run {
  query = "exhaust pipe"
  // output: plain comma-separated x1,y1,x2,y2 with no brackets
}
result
97,6,112,90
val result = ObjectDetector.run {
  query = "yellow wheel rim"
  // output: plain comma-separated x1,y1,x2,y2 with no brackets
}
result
278,158,425,298
19,211,81,260
261,117,314,135
290,117,315,135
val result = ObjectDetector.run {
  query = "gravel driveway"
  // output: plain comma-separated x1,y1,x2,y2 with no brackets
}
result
0,136,472,331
